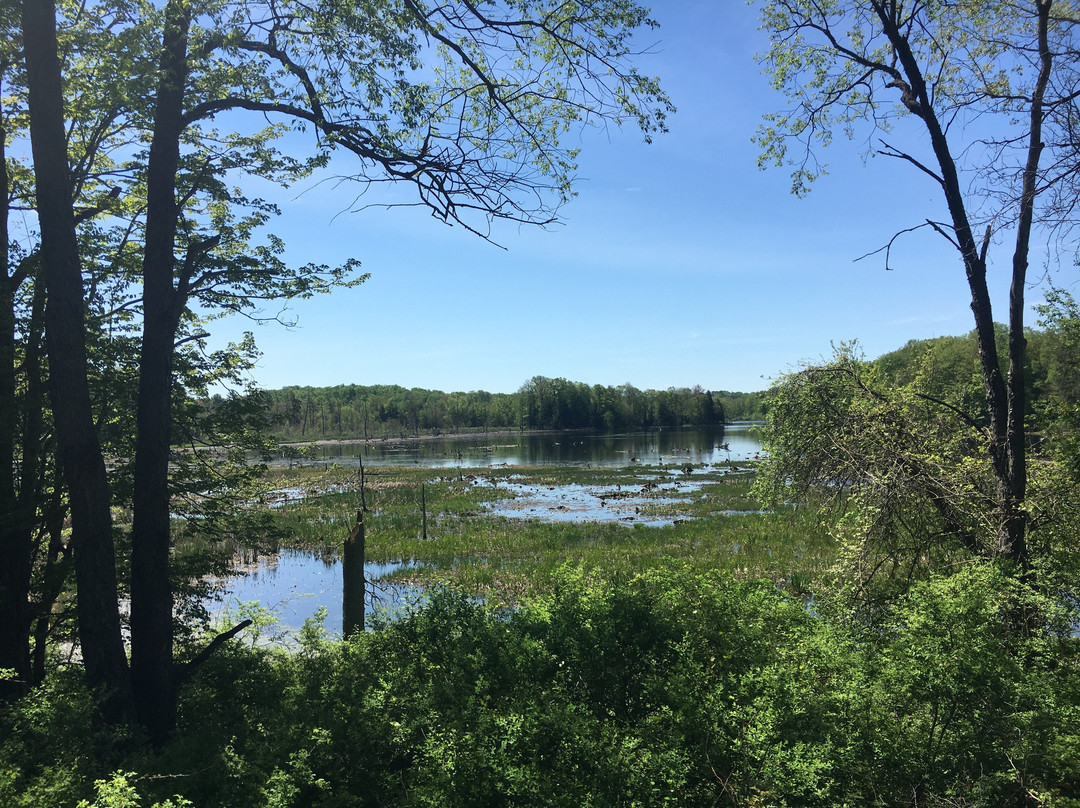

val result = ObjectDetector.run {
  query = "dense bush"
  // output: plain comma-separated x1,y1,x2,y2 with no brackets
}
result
2,566,1077,807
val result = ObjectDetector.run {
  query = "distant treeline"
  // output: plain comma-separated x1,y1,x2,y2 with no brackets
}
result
198,320,1078,445
245,377,763,441
712,390,770,422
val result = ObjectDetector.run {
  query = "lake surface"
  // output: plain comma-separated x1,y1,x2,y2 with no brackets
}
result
210,425,765,638
207,553,422,642
276,423,763,469
481,469,748,527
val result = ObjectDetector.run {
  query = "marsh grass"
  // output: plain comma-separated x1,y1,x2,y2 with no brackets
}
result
256,462,835,603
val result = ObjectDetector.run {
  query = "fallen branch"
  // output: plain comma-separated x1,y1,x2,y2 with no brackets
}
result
176,619,254,684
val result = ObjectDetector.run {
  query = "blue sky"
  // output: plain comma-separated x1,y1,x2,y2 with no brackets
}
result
206,1,1065,395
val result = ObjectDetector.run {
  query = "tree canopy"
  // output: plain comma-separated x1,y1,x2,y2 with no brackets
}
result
10,0,673,739
254,377,725,440
755,0,1080,571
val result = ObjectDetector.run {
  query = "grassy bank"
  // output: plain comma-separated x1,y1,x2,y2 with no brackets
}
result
257,462,834,603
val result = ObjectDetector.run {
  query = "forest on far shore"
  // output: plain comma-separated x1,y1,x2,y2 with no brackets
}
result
207,320,1072,445
244,378,767,442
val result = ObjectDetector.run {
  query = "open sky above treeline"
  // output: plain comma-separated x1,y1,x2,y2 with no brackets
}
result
205,1,1071,396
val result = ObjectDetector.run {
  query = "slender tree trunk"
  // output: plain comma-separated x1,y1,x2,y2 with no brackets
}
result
1001,0,1052,569
877,0,1045,567
0,250,52,699
130,0,192,743
0,290,33,700
22,0,132,722
0,92,32,700
0,369,32,700
130,316,179,741
20,272,55,684
33,475,71,686
359,453,368,512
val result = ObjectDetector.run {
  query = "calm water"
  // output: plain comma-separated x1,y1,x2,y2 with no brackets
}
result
276,423,763,468
210,425,765,637
207,553,422,641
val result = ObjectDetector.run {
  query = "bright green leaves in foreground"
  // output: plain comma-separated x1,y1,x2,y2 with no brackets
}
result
756,330,1080,609
3,566,1077,807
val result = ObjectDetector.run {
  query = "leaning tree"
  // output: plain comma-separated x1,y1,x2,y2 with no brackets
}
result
755,0,1080,572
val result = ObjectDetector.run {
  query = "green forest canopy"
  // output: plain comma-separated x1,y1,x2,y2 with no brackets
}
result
230,320,1072,444
8,0,674,741
238,378,773,442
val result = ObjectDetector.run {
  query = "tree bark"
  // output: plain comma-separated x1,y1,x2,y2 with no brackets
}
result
343,510,366,636
0,256,53,699
1001,0,1053,569
0,86,32,700
875,0,1041,568
130,0,192,743
21,0,132,722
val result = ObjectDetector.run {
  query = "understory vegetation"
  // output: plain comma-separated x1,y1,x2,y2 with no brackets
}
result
3,564,1078,808
4,441,1080,807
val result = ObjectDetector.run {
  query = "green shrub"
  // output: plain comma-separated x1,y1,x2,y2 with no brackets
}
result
3,564,1077,807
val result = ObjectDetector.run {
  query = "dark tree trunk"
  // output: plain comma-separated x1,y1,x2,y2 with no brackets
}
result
0,90,33,700
877,0,1046,568
130,0,193,743
19,271,58,686
1000,0,1053,570
0,300,33,699
33,473,72,686
0,252,52,699
0,341,33,699
342,510,366,636
22,0,132,722
130,309,180,741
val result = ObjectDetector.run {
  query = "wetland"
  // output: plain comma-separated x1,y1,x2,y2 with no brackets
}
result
205,425,832,637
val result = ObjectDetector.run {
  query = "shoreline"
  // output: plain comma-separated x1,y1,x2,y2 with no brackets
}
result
279,427,575,448
276,423,744,449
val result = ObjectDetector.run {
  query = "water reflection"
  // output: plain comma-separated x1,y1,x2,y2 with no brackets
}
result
216,426,766,637
275,424,763,469
206,550,420,637
482,471,715,526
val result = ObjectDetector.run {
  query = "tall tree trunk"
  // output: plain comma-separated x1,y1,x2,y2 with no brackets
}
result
877,0,1046,568
131,313,178,741
0,311,32,700
130,0,193,742
33,473,71,686
19,267,57,686
0,261,53,699
21,0,132,722
1001,0,1053,569
0,107,33,699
